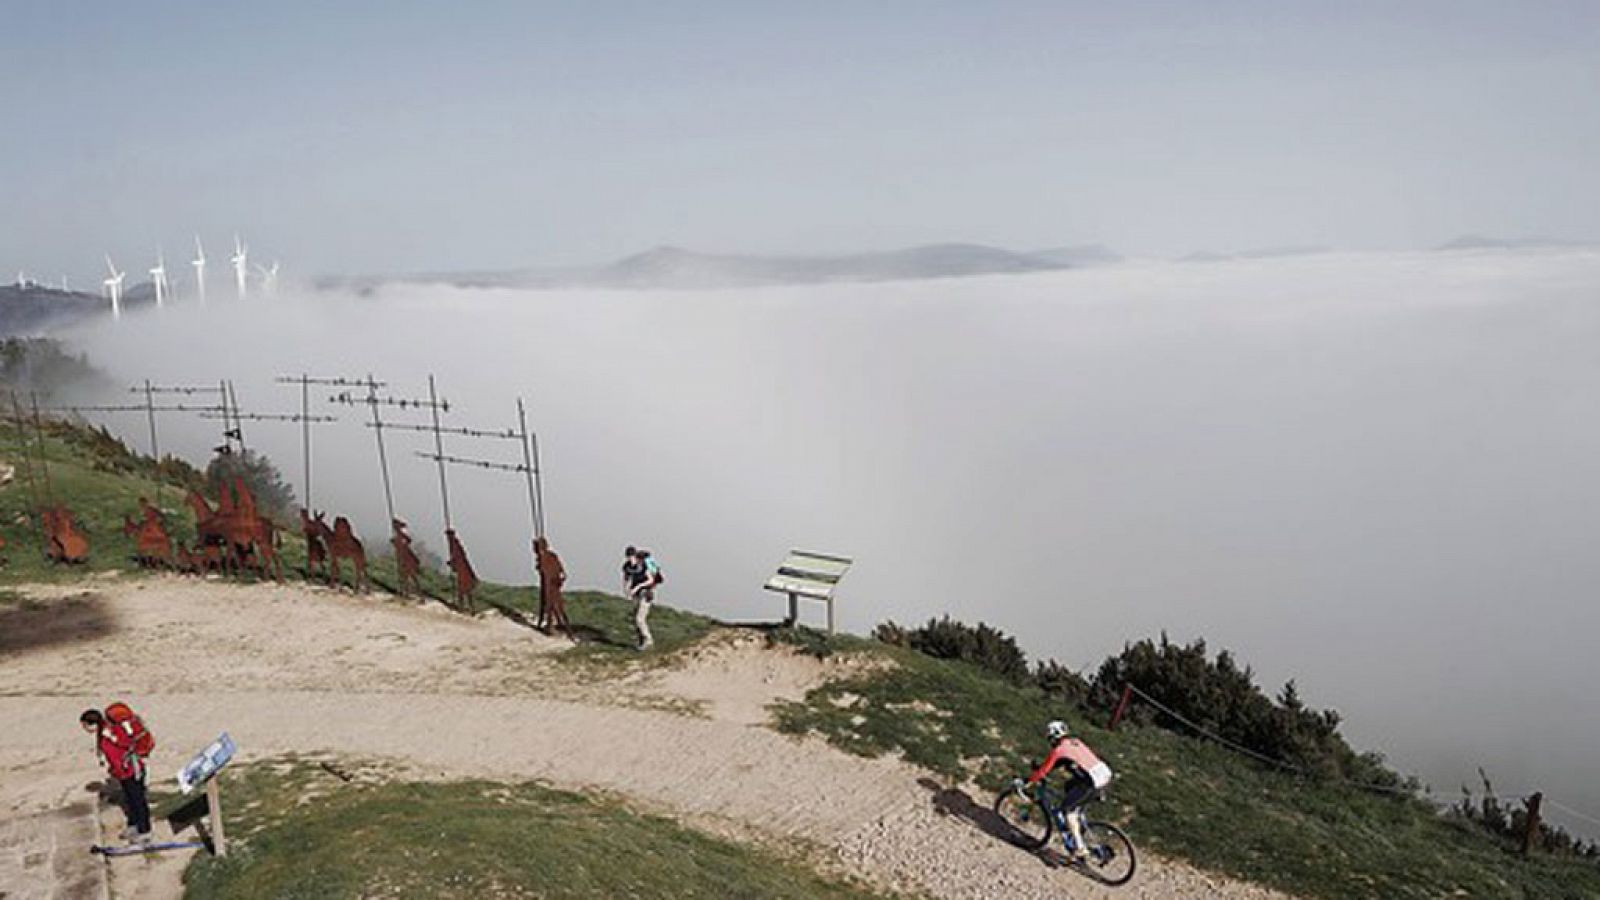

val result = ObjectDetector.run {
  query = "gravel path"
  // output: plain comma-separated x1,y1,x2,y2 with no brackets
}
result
1,577,1296,900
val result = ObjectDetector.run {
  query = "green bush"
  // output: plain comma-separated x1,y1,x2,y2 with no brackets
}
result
1090,633,1405,787
205,449,296,522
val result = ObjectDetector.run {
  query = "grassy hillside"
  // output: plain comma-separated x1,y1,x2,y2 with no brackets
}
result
769,630,1600,900
177,761,889,900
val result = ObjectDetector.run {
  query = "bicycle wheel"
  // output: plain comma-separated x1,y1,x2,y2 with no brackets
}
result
992,786,1052,850
1078,821,1137,886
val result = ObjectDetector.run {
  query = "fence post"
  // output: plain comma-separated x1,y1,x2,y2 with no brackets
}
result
1109,684,1133,731
1522,792,1543,856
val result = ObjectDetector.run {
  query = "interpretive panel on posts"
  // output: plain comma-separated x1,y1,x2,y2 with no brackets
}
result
177,732,237,794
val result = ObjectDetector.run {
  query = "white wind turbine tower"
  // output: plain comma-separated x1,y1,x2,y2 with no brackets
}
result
192,235,207,305
149,250,170,308
103,255,125,319
231,234,248,300
255,260,279,296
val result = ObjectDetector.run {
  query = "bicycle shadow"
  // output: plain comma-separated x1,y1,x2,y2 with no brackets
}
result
915,778,1100,877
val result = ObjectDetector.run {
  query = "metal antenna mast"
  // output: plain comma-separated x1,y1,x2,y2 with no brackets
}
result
428,375,452,529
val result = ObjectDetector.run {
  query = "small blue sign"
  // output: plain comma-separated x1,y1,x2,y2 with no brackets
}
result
177,732,236,794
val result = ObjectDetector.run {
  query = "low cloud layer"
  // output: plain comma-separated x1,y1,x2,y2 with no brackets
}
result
64,247,1600,833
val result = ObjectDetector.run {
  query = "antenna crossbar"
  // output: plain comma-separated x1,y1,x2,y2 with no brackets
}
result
414,450,532,474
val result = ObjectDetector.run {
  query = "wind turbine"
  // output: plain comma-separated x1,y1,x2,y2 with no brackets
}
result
149,250,169,308
254,260,279,296
103,255,125,319
192,235,207,305
61,275,69,292
231,234,248,300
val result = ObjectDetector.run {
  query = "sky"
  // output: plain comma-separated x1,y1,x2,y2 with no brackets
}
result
2,1,1599,282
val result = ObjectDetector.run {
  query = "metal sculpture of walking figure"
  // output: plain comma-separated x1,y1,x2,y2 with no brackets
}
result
445,527,478,609
299,508,329,581
391,518,423,597
534,536,570,638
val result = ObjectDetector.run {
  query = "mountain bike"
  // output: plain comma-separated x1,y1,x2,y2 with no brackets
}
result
993,779,1137,886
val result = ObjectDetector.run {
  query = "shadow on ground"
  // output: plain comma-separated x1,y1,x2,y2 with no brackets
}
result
0,591,117,658
918,777,1026,845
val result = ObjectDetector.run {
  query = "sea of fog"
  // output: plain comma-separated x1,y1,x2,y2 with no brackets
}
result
66,248,1600,834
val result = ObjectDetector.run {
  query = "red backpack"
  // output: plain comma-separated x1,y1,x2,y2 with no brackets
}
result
104,702,155,757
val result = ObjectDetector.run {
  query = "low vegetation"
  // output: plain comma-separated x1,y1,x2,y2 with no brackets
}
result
773,621,1600,900
180,760,889,900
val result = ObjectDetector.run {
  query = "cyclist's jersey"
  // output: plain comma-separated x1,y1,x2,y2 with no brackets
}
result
1027,738,1113,789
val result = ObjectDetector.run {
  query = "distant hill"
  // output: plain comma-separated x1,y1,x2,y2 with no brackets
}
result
1028,244,1123,266
0,284,108,336
0,282,162,336
1435,234,1596,251
329,243,1071,292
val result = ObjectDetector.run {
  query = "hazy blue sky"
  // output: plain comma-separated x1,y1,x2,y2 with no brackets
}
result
3,1,1598,279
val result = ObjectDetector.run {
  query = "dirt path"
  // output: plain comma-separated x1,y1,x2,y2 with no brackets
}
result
0,577,1293,900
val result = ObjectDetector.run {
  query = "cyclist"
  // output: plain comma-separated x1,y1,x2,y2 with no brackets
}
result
1021,719,1114,860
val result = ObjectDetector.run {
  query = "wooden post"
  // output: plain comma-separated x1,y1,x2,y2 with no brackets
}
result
1522,792,1543,856
786,592,798,628
826,596,835,635
206,778,227,857
1109,684,1134,731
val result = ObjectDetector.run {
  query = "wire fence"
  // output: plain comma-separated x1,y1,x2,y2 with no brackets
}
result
1116,683,1600,836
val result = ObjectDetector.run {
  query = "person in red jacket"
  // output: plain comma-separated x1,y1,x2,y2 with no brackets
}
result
80,708,151,843
1023,719,1114,860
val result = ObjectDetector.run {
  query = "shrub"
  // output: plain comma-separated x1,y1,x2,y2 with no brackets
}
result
874,616,1030,685
205,449,296,522
1090,633,1404,786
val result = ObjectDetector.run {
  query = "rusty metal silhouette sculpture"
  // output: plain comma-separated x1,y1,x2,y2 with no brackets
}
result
445,528,478,609
534,536,569,637
300,507,329,581
309,513,368,592
122,497,173,568
42,505,90,564
391,518,422,597
184,477,280,580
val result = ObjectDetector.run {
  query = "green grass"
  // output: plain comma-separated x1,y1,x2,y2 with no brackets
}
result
477,581,718,665
771,633,1600,900
1,419,181,583
179,761,891,900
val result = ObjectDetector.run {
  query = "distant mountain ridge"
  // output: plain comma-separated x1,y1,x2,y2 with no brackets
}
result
0,284,112,336
1435,234,1597,251
331,243,1075,291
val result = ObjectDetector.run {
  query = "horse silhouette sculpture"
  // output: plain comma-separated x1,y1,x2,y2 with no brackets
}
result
391,518,422,597
122,497,173,568
445,528,479,609
307,513,368,592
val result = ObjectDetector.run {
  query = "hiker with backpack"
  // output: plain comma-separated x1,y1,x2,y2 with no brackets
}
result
79,703,154,844
623,546,663,651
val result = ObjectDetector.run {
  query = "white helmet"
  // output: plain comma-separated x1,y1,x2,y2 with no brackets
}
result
1045,720,1070,741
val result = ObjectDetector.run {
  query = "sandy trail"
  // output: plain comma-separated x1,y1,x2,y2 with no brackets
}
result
0,577,1291,899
